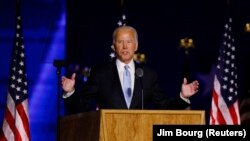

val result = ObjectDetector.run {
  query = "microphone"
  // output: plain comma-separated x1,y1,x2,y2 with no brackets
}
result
53,59,65,75
135,68,144,109
53,59,65,67
136,68,143,78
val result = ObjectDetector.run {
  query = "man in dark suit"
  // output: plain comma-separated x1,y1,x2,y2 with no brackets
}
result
61,26,199,114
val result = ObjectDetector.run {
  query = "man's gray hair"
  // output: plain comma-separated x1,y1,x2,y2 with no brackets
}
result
112,26,138,44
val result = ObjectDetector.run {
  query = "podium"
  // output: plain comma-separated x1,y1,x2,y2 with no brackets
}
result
59,110,205,141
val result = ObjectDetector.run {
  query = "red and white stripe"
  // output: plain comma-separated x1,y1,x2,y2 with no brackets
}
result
209,75,240,125
1,93,30,141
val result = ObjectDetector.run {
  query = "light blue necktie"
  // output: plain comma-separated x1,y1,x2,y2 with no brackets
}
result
123,65,132,108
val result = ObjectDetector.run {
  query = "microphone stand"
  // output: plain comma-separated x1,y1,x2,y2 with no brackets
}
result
136,68,144,110
139,78,144,110
53,59,65,141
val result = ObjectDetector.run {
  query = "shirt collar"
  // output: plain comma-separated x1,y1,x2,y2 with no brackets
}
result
116,59,135,72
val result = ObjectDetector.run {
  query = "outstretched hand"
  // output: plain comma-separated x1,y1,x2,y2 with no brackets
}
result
181,77,199,98
61,73,76,93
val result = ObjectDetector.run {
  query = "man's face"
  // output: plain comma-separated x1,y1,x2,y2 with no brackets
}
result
113,29,138,64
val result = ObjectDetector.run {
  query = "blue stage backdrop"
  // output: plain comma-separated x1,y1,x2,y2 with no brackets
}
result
0,0,65,140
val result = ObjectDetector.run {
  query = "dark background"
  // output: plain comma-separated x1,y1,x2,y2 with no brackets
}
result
66,0,250,124
0,0,249,140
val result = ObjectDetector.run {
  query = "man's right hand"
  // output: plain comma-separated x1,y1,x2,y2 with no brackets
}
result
61,73,76,93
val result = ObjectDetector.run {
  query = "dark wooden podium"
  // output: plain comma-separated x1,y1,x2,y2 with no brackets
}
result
59,110,205,141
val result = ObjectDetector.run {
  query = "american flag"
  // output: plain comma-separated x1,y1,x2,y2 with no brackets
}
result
209,17,241,125
0,1,31,140
117,14,126,26
110,14,127,59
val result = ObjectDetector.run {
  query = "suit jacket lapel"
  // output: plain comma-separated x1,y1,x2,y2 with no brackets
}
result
130,62,142,109
111,60,128,109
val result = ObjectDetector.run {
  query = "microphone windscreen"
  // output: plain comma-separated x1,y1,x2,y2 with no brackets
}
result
136,68,144,77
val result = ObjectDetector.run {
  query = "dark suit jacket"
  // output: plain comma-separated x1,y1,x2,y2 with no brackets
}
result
64,59,189,114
